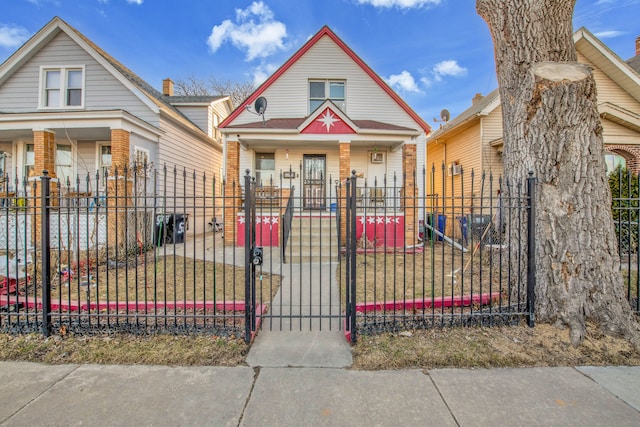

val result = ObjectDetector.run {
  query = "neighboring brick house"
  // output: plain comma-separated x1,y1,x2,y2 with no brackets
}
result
0,17,232,237
219,26,430,247
426,28,640,237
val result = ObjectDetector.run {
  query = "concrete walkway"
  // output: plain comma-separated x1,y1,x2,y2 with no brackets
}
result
162,231,353,367
247,261,353,368
1,362,639,426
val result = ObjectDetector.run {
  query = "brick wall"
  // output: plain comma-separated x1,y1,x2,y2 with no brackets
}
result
224,140,240,246
110,129,131,174
605,145,640,174
33,130,56,178
339,142,351,246
402,143,417,245
107,129,131,247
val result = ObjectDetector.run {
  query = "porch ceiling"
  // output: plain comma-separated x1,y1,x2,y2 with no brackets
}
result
239,137,405,151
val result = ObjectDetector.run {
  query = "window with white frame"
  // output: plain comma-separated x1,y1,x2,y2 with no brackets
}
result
134,146,150,170
309,80,345,113
605,153,626,174
41,67,84,108
24,144,34,179
99,144,112,180
55,144,73,186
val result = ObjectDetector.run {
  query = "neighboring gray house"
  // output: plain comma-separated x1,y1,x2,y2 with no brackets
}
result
0,17,232,235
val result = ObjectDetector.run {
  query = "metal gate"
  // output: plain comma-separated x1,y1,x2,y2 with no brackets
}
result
243,170,348,342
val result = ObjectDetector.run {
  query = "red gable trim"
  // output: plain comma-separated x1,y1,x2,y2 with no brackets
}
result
301,107,356,134
220,26,431,134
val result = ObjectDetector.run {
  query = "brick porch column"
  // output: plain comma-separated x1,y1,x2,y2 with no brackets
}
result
402,143,418,246
339,141,351,246
107,129,131,248
33,130,57,245
224,140,240,246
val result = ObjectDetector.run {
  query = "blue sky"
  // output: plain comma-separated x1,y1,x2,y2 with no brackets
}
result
1,0,639,124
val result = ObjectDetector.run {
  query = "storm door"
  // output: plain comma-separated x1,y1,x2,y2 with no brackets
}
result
303,154,326,209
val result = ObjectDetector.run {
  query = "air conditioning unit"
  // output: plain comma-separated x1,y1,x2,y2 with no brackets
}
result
448,162,462,176
370,152,384,163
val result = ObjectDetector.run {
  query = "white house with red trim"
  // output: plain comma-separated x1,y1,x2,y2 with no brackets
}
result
220,26,430,248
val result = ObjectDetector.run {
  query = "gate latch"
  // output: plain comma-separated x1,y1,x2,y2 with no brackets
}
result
251,246,263,266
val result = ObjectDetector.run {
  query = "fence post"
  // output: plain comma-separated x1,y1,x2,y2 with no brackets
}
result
526,172,536,327
348,170,358,343
244,170,253,343
40,170,52,336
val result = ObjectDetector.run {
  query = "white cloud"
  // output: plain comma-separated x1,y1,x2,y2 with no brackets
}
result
207,1,287,61
126,0,143,5
0,24,30,49
386,70,422,93
252,62,278,86
593,30,625,39
433,60,467,78
420,76,432,87
356,0,441,9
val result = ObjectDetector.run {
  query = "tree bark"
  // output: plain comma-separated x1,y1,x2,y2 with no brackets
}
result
477,0,639,345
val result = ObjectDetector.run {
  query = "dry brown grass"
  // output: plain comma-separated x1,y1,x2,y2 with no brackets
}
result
340,243,507,304
0,333,247,366
1,321,638,369
49,255,280,303
351,321,640,370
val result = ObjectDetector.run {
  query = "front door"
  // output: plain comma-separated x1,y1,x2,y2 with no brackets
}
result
303,154,326,209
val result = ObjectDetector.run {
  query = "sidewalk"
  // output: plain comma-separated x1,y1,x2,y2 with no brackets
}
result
1,362,638,426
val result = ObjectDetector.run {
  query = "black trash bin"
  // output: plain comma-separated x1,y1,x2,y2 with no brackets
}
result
172,214,187,244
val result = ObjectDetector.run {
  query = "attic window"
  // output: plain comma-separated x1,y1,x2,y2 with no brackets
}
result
41,66,85,108
309,80,345,113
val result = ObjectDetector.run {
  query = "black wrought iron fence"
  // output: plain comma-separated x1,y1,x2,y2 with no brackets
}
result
340,167,536,343
0,167,257,337
2,163,636,341
611,167,640,313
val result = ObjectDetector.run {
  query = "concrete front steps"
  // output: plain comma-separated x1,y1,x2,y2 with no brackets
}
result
283,214,339,263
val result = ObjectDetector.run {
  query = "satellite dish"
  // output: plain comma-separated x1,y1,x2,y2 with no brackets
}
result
254,97,267,115
440,109,450,123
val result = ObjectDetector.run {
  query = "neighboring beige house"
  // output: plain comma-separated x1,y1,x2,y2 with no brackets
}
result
0,17,233,237
220,26,431,247
426,28,640,237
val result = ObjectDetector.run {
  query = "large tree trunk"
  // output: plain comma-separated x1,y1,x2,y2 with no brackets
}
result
476,0,638,345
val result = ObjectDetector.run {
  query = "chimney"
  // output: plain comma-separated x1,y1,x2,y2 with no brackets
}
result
636,36,640,56
472,93,483,105
162,78,174,96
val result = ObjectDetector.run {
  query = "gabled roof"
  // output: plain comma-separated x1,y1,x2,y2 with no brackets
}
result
629,54,640,75
220,25,430,133
0,17,219,138
574,27,640,103
427,89,500,142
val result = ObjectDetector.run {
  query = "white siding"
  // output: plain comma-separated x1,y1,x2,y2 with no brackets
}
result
156,118,223,236
231,36,424,132
0,31,158,124
157,118,221,192
174,106,209,136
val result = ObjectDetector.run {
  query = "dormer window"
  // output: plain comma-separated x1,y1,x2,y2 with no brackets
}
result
41,66,84,108
309,80,345,113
